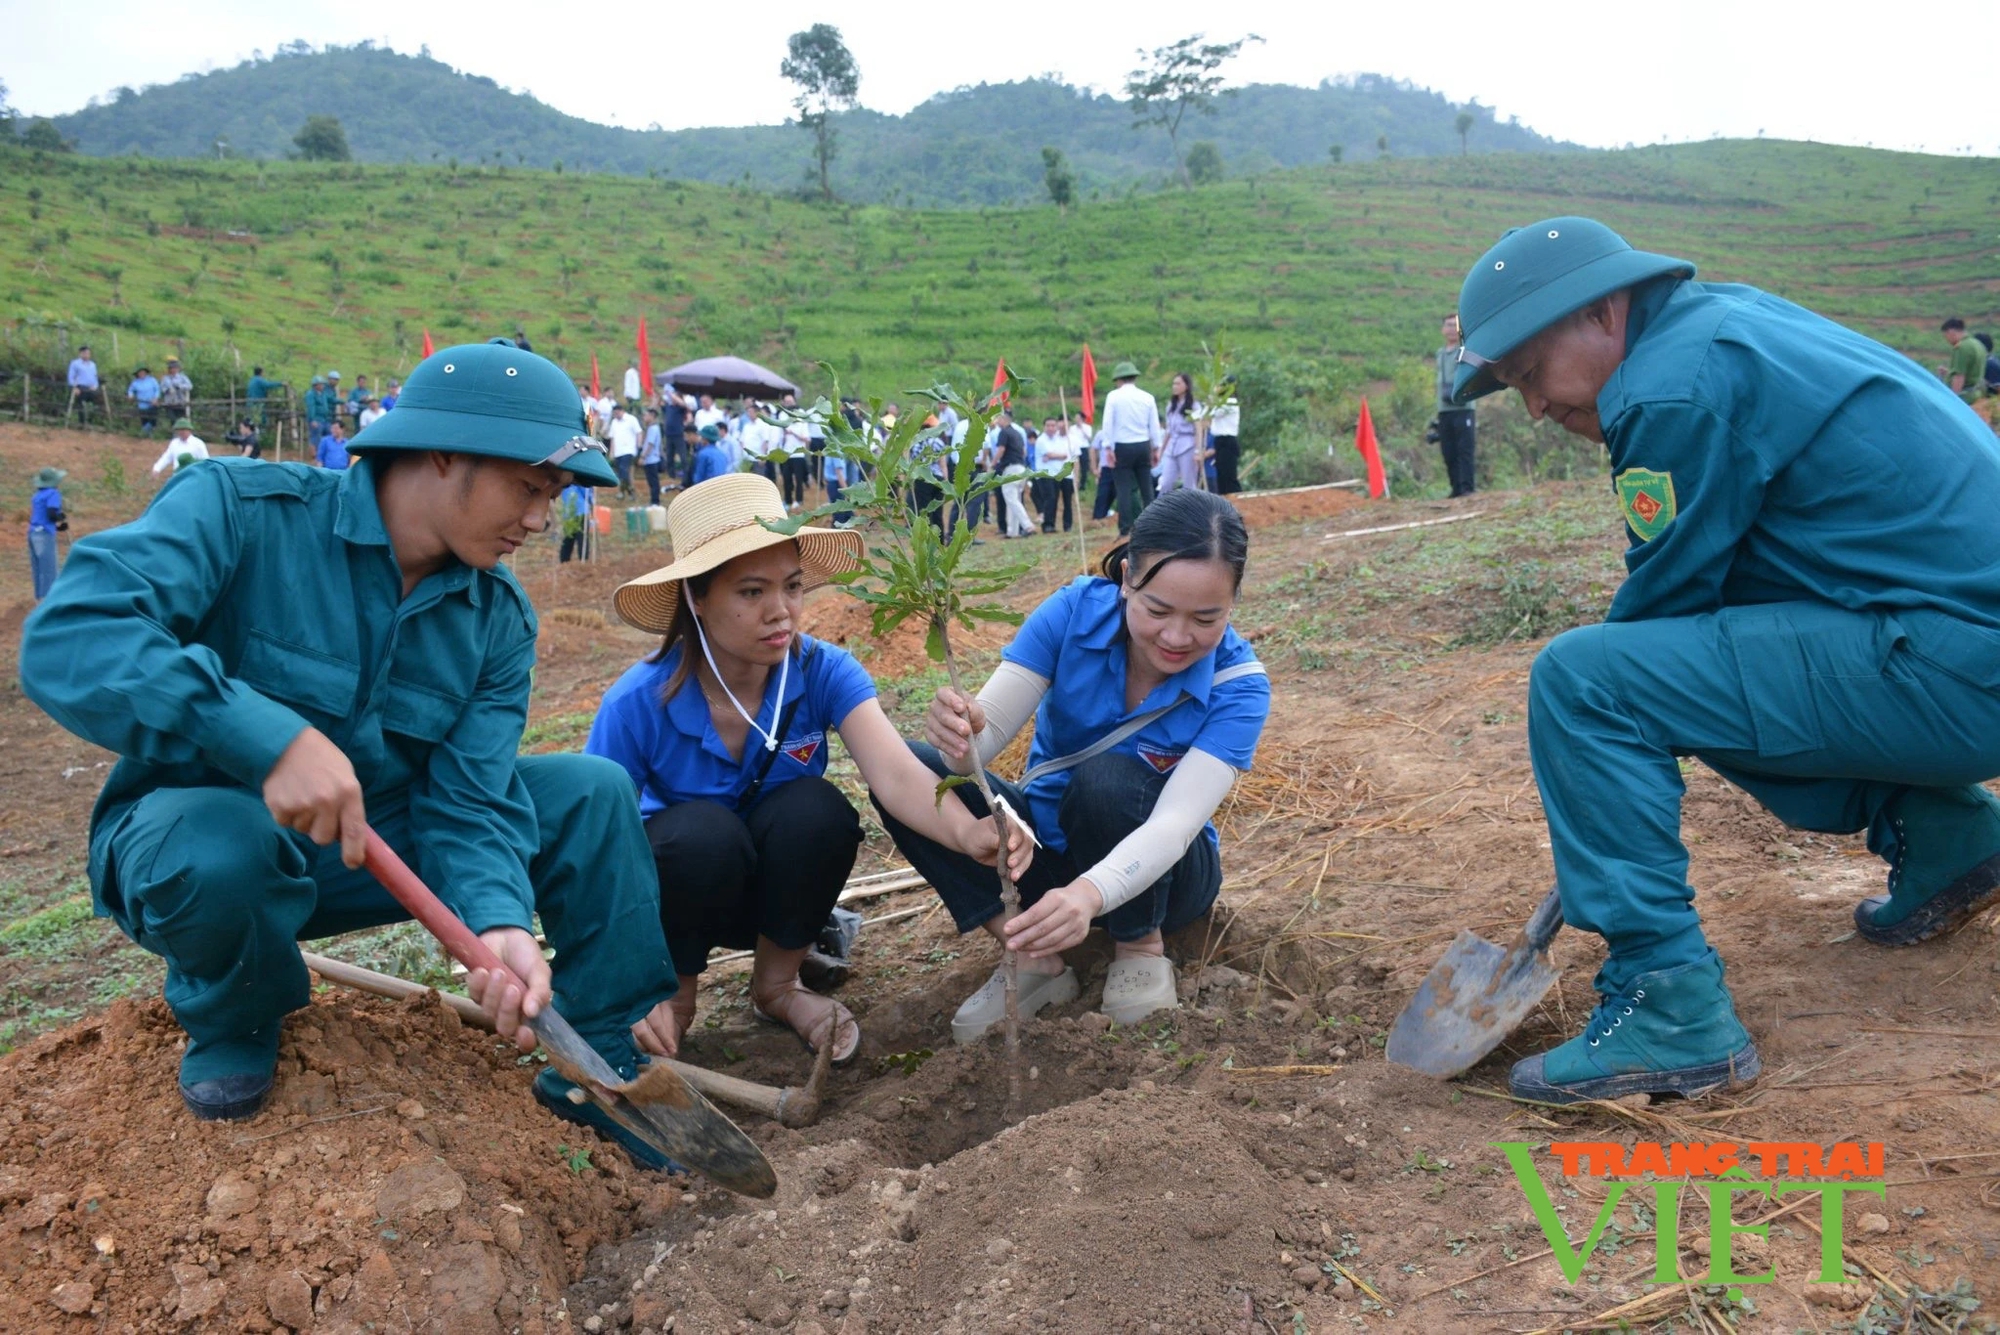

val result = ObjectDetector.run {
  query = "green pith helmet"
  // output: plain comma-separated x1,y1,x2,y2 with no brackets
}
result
1450,216,1694,405
1110,361,1141,380
346,339,616,485
33,467,67,488
171,418,193,431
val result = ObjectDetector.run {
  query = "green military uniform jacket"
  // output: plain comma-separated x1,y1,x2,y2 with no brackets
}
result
1598,277,2000,631
19,457,544,935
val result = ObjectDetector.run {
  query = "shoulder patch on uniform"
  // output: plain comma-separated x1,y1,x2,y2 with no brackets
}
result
1614,468,1677,542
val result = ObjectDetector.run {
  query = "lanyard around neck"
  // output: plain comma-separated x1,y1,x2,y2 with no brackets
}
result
691,612,788,753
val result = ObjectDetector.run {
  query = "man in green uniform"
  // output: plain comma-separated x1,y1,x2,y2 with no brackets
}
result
20,341,683,1162
1450,218,2000,1104
1943,318,1988,403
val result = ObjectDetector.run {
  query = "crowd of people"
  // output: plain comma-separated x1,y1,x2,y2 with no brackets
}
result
16,212,2000,1186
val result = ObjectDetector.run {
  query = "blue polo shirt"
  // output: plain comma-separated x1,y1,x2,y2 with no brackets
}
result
1003,577,1270,857
690,443,731,485
29,487,64,533
585,634,875,816
317,434,351,470
127,374,160,407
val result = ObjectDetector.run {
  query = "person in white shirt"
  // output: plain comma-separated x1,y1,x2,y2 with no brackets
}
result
606,403,645,499
623,360,643,408
1204,379,1242,494
1035,415,1078,532
737,407,781,480
152,420,209,476
693,394,725,432
1100,362,1163,534
594,392,619,445
777,391,815,511
356,395,386,432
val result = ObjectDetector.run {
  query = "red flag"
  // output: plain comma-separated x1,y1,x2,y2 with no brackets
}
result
590,352,601,401
992,357,1009,408
420,328,435,359
636,318,653,405
1079,344,1098,424
1354,397,1388,500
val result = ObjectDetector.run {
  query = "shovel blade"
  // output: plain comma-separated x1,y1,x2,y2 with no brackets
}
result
1386,928,1561,1078
536,1010,778,1198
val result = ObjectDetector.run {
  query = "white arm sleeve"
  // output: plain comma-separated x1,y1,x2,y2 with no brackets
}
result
952,660,1050,774
1082,748,1241,913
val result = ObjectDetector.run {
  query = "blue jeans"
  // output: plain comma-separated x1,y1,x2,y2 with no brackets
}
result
875,743,1220,943
28,528,58,600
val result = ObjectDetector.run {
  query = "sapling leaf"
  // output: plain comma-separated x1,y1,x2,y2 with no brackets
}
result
933,773,975,808
925,620,946,662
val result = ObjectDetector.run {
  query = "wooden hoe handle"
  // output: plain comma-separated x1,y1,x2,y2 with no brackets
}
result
362,830,517,987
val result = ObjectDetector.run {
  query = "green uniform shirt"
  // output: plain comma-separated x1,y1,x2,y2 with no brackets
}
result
1948,335,1987,403
1597,278,2000,629
20,457,544,935
1436,344,1467,414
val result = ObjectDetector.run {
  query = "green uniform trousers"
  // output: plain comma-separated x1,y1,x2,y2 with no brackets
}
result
92,753,673,1075
1530,602,2000,990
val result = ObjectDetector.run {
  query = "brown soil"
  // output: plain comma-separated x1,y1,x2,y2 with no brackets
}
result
5,423,2000,1334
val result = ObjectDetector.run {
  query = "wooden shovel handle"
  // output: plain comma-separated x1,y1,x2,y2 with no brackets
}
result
361,829,516,987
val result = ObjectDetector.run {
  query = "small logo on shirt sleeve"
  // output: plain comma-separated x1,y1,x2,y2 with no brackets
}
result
1614,468,1677,542
782,735,824,766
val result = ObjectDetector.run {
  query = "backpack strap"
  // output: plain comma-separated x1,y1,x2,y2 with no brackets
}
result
1018,660,1266,785
734,643,820,812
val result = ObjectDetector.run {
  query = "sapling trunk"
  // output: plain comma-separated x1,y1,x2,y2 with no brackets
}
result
936,619,1024,1116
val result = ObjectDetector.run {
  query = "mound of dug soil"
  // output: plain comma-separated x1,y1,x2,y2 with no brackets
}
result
0,991,688,1333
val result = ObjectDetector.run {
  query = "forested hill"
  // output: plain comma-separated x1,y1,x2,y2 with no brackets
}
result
45,43,1571,206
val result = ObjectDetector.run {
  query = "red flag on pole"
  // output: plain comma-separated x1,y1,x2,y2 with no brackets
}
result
1354,397,1388,500
636,318,653,406
1079,344,1098,424
992,357,1009,408
590,352,601,401
420,328,435,359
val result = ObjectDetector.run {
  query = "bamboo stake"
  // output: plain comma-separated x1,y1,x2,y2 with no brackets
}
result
1320,511,1487,541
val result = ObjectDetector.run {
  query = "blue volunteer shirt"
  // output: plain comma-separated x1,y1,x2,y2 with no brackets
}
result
690,443,731,485
586,634,876,816
29,486,64,533
1599,277,2000,628
317,434,351,470
1003,577,1270,857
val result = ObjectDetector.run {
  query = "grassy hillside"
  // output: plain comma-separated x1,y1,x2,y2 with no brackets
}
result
3,138,1995,489
43,45,1566,206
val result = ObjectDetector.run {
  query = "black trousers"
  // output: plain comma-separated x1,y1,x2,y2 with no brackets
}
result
1437,410,1477,497
874,744,1219,943
644,775,863,978
911,477,947,534
1210,435,1241,495
1092,461,1115,520
643,461,662,506
1112,442,1156,534
781,455,812,507
1037,477,1074,531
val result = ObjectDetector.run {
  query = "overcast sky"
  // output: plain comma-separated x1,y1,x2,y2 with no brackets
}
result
7,0,1995,157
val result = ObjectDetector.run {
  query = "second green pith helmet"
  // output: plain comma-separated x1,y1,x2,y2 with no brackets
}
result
1450,217,1694,406
347,339,618,486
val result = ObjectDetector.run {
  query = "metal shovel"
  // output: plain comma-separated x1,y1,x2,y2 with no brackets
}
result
362,831,778,1198
1386,888,1565,1078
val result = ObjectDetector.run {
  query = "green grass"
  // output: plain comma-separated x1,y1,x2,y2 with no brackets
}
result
0,894,99,955
3,138,1993,445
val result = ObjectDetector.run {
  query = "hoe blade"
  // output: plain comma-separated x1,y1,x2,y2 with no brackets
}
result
1386,889,1564,1078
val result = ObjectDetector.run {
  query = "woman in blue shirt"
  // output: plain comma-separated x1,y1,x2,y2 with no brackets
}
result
590,474,1026,1064
27,466,68,601
879,489,1271,1042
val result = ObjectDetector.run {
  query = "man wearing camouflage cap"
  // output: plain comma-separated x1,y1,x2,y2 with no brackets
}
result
1451,218,2000,1104
20,340,683,1162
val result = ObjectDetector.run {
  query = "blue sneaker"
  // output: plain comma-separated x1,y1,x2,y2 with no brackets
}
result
531,1065,688,1175
1510,952,1759,1105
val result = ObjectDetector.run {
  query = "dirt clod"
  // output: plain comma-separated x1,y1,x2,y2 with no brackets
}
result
49,1281,93,1314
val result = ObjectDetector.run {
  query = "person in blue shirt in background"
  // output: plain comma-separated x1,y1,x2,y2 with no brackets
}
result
589,474,1029,1064
689,424,731,486
639,408,665,506
558,481,595,563
127,366,162,435
27,466,68,601
1448,217,2000,1106
67,345,102,426
316,420,351,470
883,489,1271,1042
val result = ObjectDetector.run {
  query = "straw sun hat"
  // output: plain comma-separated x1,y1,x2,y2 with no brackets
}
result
613,472,862,633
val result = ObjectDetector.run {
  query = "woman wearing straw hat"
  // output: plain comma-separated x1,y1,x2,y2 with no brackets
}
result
590,473,1031,1063
877,489,1271,1041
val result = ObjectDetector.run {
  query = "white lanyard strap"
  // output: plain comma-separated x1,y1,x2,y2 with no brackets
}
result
692,611,789,752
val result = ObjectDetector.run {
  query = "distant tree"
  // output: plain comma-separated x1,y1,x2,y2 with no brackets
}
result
1041,146,1075,212
1376,133,1390,158
293,114,351,161
1327,144,1344,164
1124,32,1261,188
1185,140,1224,186
21,118,73,153
1455,110,1475,155
781,23,861,203
0,77,13,137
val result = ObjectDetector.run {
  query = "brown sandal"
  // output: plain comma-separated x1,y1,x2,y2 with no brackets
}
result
752,981,861,1066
